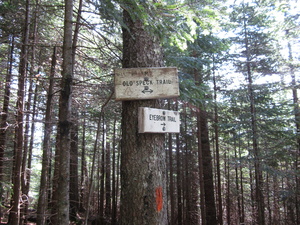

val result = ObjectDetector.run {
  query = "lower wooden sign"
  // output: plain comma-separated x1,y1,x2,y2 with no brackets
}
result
138,107,180,133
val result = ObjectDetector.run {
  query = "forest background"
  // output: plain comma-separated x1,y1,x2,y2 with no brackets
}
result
0,0,299,224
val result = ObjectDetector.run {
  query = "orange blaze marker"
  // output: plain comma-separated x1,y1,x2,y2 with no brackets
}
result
155,186,163,212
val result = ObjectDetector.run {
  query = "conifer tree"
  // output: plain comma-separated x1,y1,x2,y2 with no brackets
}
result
120,5,167,225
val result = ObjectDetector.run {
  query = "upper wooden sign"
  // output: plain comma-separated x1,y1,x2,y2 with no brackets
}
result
114,67,179,100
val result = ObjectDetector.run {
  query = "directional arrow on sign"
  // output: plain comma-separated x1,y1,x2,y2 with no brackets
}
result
142,86,153,94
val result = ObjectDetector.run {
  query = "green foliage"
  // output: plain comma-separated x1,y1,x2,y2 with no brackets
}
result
0,0,25,38
180,74,211,106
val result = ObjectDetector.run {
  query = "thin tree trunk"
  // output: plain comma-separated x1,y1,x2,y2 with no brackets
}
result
116,137,121,223
105,142,112,223
184,109,199,225
112,116,117,225
21,9,39,218
0,34,14,224
70,109,79,221
225,150,231,225
84,116,102,225
266,173,272,224
243,8,265,224
200,109,217,225
20,65,33,224
22,79,39,224
80,112,88,213
168,101,175,225
176,130,183,225
287,33,300,225
183,107,189,224
212,64,223,225
37,46,56,225
197,111,206,225
99,114,106,223
273,175,280,224
238,133,245,224
234,132,242,224
9,0,30,222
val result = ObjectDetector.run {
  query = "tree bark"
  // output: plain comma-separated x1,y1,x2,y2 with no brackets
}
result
105,141,112,223
199,110,217,225
0,35,14,224
212,66,223,225
80,112,88,213
84,116,102,225
168,101,175,225
287,33,300,225
197,111,206,225
37,46,56,225
9,0,30,222
99,115,106,223
120,9,167,225
70,109,79,221
243,8,265,224
176,131,183,225
112,116,118,225
53,0,74,222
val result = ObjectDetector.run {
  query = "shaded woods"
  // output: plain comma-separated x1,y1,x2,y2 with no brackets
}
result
0,0,299,224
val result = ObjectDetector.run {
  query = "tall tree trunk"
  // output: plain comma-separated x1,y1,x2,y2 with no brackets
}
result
22,79,39,224
272,175,280,224
80,112,88,213
176,131,183,225
234,132,242,224
9,0,30,222
199,109,217,225
99,114,106,223
197,111,206,225
105,142,112,223
68,0,82,220
238,135,245,224
212,65,222,225
37,46,56,225
243,8,265,224
54,0,74,222
225,150,231,225
120,9,167,225
70,109,79,221
175,101,183,225
183,107,189,224
266,173,272,224
21,8,39,219
168,100,175,225
84,115,102,225
112,115,118,225
184,109,199,225
0,34,14,224
287,32,300,225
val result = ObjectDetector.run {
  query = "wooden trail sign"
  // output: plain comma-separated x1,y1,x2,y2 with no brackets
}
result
114,67,179,100
138,107,180,133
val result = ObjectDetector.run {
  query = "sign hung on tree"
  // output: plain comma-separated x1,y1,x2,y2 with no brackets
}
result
114,67,179,100
138,107,180,133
